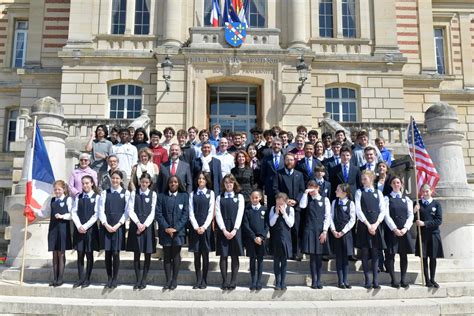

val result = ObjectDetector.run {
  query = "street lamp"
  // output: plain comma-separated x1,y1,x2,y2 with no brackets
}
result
161,55,173,92
296,56,308,93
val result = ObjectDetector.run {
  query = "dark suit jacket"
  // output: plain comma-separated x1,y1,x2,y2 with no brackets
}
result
318,180,331,199
155,192,189,245
273,168,305,212
295,157,323,184
374,174,393,196
260,153,285,206
157,160,193,193
180,145,196,167
192,157,222,195
329,164,361,201
323,156,339,177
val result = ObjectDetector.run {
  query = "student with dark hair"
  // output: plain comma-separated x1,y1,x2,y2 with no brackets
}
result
98,170,130,289
86,124,112,173
71,175,100,288
161,127,176,152
155,176,189,290
111,128,138,184
127,173,157,290
149,129,169,169
132,127,149,151
188,172,215,289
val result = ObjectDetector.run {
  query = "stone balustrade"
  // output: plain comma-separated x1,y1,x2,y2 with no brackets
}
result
94,34,156,51
63,118,133,138
310,38,372,55
189,27,281,50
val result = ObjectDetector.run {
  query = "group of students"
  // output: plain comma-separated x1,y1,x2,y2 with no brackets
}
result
35,123,444,291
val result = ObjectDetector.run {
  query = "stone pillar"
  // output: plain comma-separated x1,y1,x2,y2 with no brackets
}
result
423,102,474,264
24,0,45,68
417,0,437,74
372,0,399,54
162,0,183,46
66,0,94,49
288,0,307,48
459,13,474,89
5,97,69,268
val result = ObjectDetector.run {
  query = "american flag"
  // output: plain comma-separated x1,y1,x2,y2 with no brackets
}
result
407,117,440,193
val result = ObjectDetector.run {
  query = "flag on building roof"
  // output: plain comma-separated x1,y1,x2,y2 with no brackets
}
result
223,0,241,24
237,0,250,26
210,0,221,27
24,123,55,223
407,117,440,194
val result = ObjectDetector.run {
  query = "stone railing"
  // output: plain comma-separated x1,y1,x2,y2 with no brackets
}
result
63,119,133,138
188,27,281,50
94,34,156,51
309,38,372,55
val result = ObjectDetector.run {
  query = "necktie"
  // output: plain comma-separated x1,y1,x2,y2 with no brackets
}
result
423,200,429,206
198,191,204,196
335,156,340,165
318,180,324,186
113,191,119,195
368,188,373,193
306,158,312,176
343,165,348,182
367,164,372,171
339,200,344,205
274,156,279,170
396,194,400,198
171,161,177,176
226,193,232,198
83,195,89,199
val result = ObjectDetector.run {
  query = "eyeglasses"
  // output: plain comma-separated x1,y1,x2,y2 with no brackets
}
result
80,159,89,162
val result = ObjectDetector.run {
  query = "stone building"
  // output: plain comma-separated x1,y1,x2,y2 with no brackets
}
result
0,0,473,225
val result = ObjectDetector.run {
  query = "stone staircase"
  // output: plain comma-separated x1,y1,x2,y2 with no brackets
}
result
1,251,473,315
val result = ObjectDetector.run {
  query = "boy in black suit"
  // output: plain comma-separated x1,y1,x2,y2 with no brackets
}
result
329,146,361,201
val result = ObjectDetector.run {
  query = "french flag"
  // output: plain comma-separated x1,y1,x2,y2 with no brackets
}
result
210,0,221,27
24,123,55,223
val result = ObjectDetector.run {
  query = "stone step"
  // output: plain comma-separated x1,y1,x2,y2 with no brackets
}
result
3,267,473,287
0,294,472,315
0,280,472,302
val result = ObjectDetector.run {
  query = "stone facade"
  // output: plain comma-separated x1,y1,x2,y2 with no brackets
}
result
0,0,473,220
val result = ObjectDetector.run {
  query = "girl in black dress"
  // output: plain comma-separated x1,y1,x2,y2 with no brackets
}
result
156,176,189,290
269,192,295,290
414,183,444,288
355,170,387,289
242,190,268,290
188,172,215,289
383,176,414,288
299,180,331,289
231,150,257,205
71,175,100,288
35,180,72,287
330,183,355,289
126,172,157,290
215,174,245,290
247,144,262,190
98,170,130,289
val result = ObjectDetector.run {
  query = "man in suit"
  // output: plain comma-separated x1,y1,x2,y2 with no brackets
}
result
260,137,285,209
359,146,377,172
192,141,222,195
273,153,305,261
157,144,193,193
329,146,361,201
323,140,342,177
295,142,323,185
177,129,196,167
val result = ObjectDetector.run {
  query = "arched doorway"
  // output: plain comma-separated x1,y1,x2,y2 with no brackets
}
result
208,83,260,134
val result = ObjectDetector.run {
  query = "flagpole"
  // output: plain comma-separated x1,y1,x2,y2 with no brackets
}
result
20,116,37,286
410,116,425,286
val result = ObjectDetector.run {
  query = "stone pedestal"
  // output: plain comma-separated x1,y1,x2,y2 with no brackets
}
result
423,102,474,265
5,97,69,268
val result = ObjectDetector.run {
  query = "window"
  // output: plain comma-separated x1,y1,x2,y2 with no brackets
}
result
135,0,150,34
109,84,142,119
249,0,266,28
204,0,214,27
12,21,28,68
325,87,357,122
341,0,356,38
434,28,445,74
111,0,127,34
319,0,333,38
5,109,18,151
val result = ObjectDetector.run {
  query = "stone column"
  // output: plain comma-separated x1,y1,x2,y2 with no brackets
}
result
372,0,399,54
417,0,437,74
24,0,45,68
162,0,183,46
288,0,307,48
5,97,69,268
66,0,94,49
459,13,474,89
423,102,474,264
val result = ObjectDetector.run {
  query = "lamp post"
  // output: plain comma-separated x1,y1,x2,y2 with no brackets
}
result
296,56,308,93
161,55,173,92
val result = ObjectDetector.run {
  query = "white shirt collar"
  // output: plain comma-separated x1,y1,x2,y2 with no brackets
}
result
83,191,93,198
340,197,349,203
169,191,178,197
197,188,208,194
224,191,235,198
111,187,122,194
422,197,433,204
390,191,402,198
364,187,375,192
139,189,150,196
285,168,293,175
251,203,261,210
56,194,66,200
311,195,322,201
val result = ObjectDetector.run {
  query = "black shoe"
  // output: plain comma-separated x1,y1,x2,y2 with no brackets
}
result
139,279,147,290
170,280,177,290
310,284,317,289
338,283,346,289
250,284,256,291
199,280,207,289
364,283,372,289
281,283,287,290
81,280,90,288
133,282,140,290
372,283,381,289
348,256,358,262
105,279,112,289
228,282,236,290
426,280,434,288
431,281,440,288
344,283,352,289
73,280,83,289
110,279,118,289
317,283,323,289
49,281,56,287
400,282,409,289
221,282,228,290
163,284,170,290
55,280,63,287
390,282,400,289
256,283,263,291
193,283,200,289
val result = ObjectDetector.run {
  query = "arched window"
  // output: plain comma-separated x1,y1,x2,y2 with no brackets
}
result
109,84,142,119
325,87,357,122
